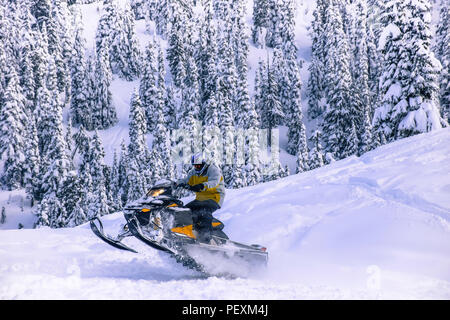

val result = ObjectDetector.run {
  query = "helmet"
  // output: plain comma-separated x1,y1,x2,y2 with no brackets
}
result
191,152,207,174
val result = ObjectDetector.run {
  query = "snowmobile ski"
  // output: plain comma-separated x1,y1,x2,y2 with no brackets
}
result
124,214,175,255
89,218,138,253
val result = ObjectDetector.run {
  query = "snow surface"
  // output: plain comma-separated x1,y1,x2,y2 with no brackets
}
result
1,0,449,300
1,128,450,299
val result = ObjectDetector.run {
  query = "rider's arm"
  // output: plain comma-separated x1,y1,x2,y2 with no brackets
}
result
203,165,222,190
176,169,194,186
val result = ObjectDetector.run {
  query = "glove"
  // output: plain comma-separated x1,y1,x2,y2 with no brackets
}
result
189,183,204,192
175,182,187,189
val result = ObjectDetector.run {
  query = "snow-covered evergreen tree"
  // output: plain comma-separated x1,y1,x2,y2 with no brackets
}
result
152,109,174,179
126,89,151,201
139,41,159,132
33,0,51,30
87,131,114,219
113,2,141,80
202,80,222,167
167,9,187,88
251,0,269,47
197,9,219,121
434,1,449,123
265,0,282,49
128,88,149,164
321,0,359,160
283,48,307,157
373,0,444,141
70,15,89,127
155,0,170,39
0,68,27,190
0,206,5,224
24,115,41,206
307,0,327,120
117,141,130,206
308,130,325,170
92,45,117,130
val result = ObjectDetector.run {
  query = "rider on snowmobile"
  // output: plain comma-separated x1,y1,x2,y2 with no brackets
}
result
176,152,225,244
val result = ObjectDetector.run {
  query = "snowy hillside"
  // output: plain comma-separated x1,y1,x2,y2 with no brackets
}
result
74,0,315,167
1,128,449,299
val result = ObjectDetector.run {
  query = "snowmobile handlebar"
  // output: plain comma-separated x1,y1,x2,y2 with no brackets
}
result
175,182,190,190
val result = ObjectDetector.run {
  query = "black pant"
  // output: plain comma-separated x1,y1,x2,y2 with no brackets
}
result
185,199,220,243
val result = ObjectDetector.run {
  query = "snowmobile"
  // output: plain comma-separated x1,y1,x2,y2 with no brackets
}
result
89,179,268,275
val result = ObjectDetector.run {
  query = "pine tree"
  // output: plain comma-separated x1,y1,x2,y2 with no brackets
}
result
33,0,51,30
0,68,27,190
47,0,71,96
36,192,67,228
164,84,178,131
360,104,375,154
196,7,218,109
307,0,328,120
373,0,444,141
126,154,147,202
251,0,269,47
32,24,50,112
230,134,247,189
67,200,87,227
130,0,147,20
253,59,266,124
117,141,130,206
1,206,5,224
153,109,174,179
17,25,35,114
139,41,158,132
60,171,84,227
350,0,372,154
95,0,120,62
113,3,142,80
109,149,120,201
265,0,283,49
263,57,285,146
167,11,187,88
283,49,307,157
39,93,70,199
202,81,222,166
127,90,152,202
88,132,114,219
321,0,359,160
182,50,200,120
73,124,93,217
128,88,149,162
434,1,449,123
24,115,41,206
92,45,117,130
155,0,170,39
83,54,96,130
308,130,325,170
245,127,263,186
70,17,89,127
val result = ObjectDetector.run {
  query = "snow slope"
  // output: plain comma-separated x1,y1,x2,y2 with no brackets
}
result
1,128,449,299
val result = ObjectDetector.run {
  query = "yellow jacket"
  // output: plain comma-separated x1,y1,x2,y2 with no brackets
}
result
178,164,225,207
